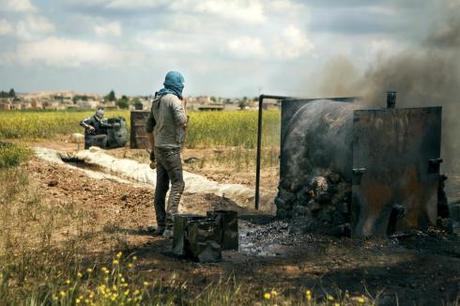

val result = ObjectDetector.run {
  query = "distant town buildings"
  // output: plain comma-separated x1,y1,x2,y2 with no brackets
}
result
0,89,271,112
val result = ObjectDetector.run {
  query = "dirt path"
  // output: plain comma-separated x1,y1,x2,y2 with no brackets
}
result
23,155,460,306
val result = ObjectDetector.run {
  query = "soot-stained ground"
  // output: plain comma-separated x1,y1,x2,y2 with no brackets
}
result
24,152,460,306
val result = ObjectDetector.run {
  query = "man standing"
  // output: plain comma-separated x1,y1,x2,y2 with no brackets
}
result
145,71,187,236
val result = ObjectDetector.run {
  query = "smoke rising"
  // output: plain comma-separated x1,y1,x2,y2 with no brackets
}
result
319,3,460,174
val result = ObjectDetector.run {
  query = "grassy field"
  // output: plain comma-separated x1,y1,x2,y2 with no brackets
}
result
0,145,377,305
0,110,281,149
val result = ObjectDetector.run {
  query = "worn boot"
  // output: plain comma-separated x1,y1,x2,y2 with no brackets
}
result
162,214,174,238
154,224,165,236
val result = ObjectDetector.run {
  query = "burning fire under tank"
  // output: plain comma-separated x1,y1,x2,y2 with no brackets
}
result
271,93,445,238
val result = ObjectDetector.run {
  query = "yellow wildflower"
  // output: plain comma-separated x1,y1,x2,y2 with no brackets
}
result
77,272,83,278
113,259,119,265
128,263,134,268
143,281,149,287
59,290,66,297
263,292,271,300
132,256,138,261
116,251,123,258
327,294,334,301
305,289,312,301
357,296,365,304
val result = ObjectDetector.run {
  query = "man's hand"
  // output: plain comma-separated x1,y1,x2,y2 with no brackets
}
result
87,126,95,133
149,151,156,169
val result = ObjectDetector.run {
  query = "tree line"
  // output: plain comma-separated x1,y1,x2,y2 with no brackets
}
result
104,90,143,109
0,88,16,98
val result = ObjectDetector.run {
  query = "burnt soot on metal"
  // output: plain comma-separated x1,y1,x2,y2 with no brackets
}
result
172,211,238,262
270,93,444,238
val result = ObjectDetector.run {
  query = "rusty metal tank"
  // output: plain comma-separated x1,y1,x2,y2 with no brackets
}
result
276,96,443,238
280,99,363,191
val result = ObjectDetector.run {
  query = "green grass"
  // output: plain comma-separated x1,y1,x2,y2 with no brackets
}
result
0,110,281,149
0,153,380,306
0,142,32,168
186,110,280,148
0,110,128,139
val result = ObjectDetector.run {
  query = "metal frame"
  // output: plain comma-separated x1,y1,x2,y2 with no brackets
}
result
255,95,292,210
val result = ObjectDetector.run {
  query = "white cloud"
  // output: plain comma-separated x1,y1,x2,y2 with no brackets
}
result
16,15,55,40
0,0,36,12
14,37,130,67
107,0,168,9
94,21,122,36
70,0,266,24
137,31,202,54
191,0,266,24
274,25,313,59
227,36,265,58
226,26,313,60
0,19,13,35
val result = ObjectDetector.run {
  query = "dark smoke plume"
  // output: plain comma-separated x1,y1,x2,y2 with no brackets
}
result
319,3,460,174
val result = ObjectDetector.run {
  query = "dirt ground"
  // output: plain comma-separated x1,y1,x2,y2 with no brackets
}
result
19,140,460,305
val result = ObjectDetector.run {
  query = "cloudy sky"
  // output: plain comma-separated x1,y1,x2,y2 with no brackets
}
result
0,0,455,96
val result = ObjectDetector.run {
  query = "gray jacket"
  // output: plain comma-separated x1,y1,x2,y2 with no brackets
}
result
145,94,187,148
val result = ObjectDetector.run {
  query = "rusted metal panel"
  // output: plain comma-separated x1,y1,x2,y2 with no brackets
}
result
351,107,442,237
130,110,150,149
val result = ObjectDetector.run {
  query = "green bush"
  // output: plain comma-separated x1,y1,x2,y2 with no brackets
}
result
0,142,31,168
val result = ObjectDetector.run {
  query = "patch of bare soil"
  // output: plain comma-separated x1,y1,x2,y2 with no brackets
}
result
24,156,460,306
26,140,279,191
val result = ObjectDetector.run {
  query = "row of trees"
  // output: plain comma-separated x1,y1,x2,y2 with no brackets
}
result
0,88,16,98
104,90,143,109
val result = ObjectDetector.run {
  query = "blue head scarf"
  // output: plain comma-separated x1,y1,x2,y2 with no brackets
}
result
156,71,185,99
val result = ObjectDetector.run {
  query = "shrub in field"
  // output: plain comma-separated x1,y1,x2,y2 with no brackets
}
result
0,142,31,168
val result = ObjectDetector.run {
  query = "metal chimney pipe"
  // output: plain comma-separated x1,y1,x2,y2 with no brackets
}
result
387,91,397,108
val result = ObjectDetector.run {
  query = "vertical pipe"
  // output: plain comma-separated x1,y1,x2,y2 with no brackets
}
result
386,91,397,109
255,94,264,210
